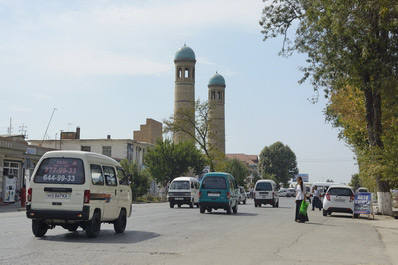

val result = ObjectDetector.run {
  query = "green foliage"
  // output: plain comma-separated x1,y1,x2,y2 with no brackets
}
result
120,159,151,201
258,142,299,188
143,139,205,186
218,158,248,187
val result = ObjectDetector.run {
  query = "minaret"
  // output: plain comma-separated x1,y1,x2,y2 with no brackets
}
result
208,72,226,154
173,45,196,143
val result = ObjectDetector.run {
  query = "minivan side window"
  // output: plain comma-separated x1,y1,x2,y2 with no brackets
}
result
117,167,129,186
103,166,117,186
90,164,104,185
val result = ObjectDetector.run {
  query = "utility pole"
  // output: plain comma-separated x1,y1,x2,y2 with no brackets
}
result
7,118,13,136
19,124,28,139
40,108,57,147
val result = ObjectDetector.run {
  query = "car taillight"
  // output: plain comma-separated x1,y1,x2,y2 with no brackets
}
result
198,191,201,198
227,192,230,199
326,193,330,201
84,190,90,204
350,194,354,202
27,188,32,202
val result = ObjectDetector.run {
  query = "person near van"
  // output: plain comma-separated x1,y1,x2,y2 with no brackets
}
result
295,176,309,223
20,184,26,208
311,185,322,211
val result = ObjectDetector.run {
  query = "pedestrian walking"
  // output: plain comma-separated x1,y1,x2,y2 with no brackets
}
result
20,185,26,208
295,176,309,223
312,185,322,211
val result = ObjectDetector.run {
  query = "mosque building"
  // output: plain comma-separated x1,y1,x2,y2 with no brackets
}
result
174,45,226,154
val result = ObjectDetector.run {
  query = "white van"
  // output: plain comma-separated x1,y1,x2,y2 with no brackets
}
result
167,177,200,208
253,179,279,207
26,151,132,238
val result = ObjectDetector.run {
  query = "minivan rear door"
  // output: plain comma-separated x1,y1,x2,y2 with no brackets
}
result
32,157,85,211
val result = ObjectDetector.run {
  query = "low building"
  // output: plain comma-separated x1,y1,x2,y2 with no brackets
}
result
0,135,51,203
226,153,259,186
133,119,162,145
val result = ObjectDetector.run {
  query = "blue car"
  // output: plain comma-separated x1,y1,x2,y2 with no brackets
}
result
199,172,239,214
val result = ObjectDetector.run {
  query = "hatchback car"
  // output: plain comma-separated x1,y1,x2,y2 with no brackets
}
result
322,185,358,218
278,188,288,197
286,188,296,197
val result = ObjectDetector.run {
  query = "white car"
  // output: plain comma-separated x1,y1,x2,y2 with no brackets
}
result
278,188,288,197
238,186,247,204
322,185,358,218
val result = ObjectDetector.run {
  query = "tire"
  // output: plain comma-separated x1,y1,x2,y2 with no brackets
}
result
114,209,127,233
207,208,212,213
200,206,205,213
32,220,48,237
233,202,238,214
276,200,279,208
86,211,101,238
323,209,327,216
226,204,232,214
178,204,181,208
243,199,246,205
258,203,261,207
169,202,174,208
189,201,194,208
272,200,276,207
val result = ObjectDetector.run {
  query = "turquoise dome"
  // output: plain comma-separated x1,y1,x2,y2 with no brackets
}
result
208,72,225,86
175,45,196,60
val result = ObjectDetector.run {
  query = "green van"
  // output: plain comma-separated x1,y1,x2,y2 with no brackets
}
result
198,172,239,214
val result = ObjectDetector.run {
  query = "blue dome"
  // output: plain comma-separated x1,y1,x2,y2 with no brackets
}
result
208,72,225,86
175,45,196,60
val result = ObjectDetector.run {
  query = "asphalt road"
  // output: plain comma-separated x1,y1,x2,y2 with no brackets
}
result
0,198,395,265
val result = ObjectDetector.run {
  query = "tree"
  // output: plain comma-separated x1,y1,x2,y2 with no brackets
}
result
349,174,361,191
120,160,151,201
143,139,205,186
258,142,298,188
218,158,248,187
260,0,398,215
164,99,224,171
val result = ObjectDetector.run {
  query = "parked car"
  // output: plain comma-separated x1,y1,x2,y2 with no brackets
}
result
238,186,247,204
253,179,279,207
356,187,369,193
286,188,296,197
26,150,133,238
322,185,358,218
199,172,239,214
167,177,200,208
278,188,288,197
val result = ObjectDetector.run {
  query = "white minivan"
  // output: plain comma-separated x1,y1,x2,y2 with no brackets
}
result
167,177,200,208
253,179,279,207
26,151,132,238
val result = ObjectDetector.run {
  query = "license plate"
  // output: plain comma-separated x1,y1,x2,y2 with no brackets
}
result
335,198,345,202
208,193,220,197
46,193,70,199
175,198,183,200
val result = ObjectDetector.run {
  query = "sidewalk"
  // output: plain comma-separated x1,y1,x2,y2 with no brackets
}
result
0,202,26,213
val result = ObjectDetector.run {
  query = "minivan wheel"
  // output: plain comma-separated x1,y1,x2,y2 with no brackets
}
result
322,209,327,216
200,206,205,213
243,199,246,205
178,204,181,208
86,211,101,238
169,202,174,208
32,220,48,237
189,201,194,208
354,213,360,218
114,209,127,233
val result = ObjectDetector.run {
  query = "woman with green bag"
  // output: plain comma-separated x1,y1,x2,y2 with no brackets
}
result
295,176,309,223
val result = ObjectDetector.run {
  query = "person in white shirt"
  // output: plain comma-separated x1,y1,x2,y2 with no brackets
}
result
295,176,309,223
312,185,322,211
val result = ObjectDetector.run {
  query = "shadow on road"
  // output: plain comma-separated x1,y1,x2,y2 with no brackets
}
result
36,230,160,244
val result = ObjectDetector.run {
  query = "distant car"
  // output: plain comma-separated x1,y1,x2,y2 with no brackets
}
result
357,187,368,193
253,179,279,207
238,186,247,204
323,185,358,218
278,188,288,197
286,188,296,198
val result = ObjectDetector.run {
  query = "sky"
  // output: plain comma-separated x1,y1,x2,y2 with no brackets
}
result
0,0,358,184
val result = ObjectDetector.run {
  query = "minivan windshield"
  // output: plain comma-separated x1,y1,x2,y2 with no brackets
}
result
34,158,84,184
202,176,226,189
170,181,190,190
256,182,272,191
